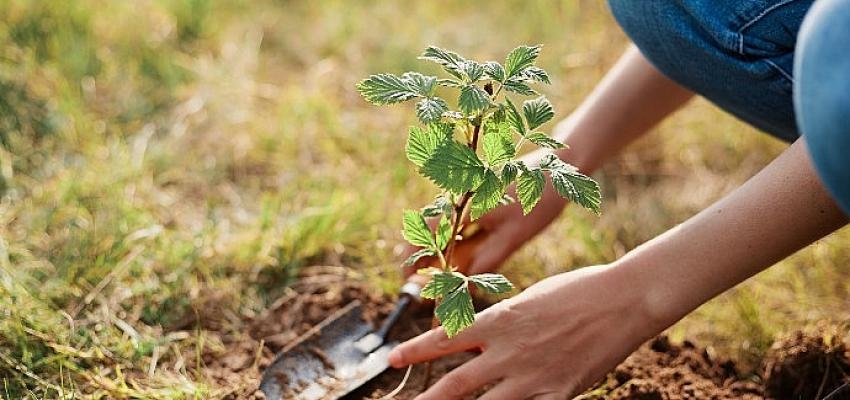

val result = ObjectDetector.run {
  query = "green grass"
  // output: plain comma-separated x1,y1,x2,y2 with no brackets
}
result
0,0,848,398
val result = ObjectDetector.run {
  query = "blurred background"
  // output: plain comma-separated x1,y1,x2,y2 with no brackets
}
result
0,0,847,398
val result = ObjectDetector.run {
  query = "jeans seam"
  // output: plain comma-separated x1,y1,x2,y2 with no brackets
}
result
764,58,795,84
736,0,800,54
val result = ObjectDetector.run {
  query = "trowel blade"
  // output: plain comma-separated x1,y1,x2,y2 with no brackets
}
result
260,301,397,400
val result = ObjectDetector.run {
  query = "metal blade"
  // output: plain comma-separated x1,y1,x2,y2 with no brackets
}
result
260,301,397,400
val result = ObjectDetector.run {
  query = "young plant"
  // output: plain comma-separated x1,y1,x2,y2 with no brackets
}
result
357,45,601,338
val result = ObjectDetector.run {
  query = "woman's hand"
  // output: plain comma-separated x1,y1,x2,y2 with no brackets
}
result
389,264,661,399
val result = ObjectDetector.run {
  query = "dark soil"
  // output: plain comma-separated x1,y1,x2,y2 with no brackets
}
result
194,269,850,399
762,325,850,400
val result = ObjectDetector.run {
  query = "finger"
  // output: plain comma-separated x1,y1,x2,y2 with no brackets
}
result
475,378,528,400
388,324,485,368
415,353,502,400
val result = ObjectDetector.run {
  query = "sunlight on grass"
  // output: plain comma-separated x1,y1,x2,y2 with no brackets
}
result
0,0,847,398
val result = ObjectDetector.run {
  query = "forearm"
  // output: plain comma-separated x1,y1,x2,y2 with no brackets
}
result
553,45,694,173
614,138,848,330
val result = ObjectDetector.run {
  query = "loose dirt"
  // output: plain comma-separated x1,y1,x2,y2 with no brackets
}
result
191,268,850,399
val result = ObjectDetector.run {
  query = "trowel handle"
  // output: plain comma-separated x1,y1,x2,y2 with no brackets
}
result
373,282,421,342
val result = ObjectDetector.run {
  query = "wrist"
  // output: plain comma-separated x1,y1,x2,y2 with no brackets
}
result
602,260,679,337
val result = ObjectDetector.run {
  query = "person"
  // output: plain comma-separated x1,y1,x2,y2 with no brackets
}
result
388,0,850,398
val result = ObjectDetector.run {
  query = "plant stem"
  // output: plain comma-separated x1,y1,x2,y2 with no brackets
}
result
443,121,481,271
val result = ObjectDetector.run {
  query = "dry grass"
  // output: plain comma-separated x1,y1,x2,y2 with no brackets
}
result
0,0,847,398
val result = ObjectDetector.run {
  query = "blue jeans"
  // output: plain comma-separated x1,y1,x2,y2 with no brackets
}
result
609,0,850,215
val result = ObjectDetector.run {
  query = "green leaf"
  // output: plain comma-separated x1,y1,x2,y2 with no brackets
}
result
526,132,565,149
357,73,419,105
516,168,545,215
500,161,519,184
435,284,475,338
502,80,537,96
420,46,466,80
421,271,465,299
522,96,554,130
461,61,485,82
406,124,451,167
403,248,436,267
517,66,550,84
505,45,542,78
483,61,506,82
470,170,504,220
402,72,437,96
422,195,452,218
435,214,452,250
541,154,602,214
402,210,435,248
482,125,515,166
421,140,487,194
416,97,449,125
469,273,514,294
504,98,526,136
458,85,490,115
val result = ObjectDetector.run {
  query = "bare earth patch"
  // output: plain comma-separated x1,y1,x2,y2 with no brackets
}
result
196,271,850,399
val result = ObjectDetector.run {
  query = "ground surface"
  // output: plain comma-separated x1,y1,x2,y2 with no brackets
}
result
233,271,850,399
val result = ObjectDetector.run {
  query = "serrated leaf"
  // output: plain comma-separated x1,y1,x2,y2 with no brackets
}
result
517,66,550,84
406,124,451,167
541,154,602,214
500,161,519,184
469,273,514,294
516,168,545,215
470,170,504,220
458,85,490,115
526,132,565,149
421,271,465,299
403,248,436,267
402,72,437,96
421,140,487,194
402,210,435,248
416,97,449,125
435,214,452,250
483,61,506,82
422,195,452,218
503,80,537,96
461,61,485,82
523,96,554,130
505,45,542,78
483,126,515,166
436,284,475,338
357,74,419,105
504,97,526,136
420,46,466,80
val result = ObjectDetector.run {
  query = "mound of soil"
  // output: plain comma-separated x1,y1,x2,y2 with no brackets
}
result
763,326,850,400
194,269,850,399
595,336,762,399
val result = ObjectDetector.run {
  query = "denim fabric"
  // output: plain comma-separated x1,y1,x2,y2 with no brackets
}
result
795,0,850,216
608,0,814,142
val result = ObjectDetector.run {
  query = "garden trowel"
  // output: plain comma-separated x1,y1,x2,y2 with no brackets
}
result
259,282,421,400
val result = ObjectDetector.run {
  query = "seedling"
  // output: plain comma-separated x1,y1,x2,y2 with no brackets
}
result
357,45,601,338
